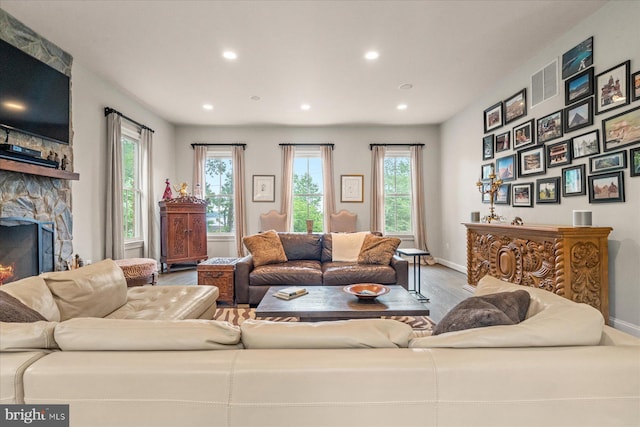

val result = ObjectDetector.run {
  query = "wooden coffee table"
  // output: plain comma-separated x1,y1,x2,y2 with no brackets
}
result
255,285,429,322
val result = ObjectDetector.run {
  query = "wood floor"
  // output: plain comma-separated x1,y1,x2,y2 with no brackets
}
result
156,263,470,324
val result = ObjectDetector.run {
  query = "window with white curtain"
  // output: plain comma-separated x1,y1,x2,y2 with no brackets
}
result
204,150,234,234
121,123,142,242
293,148,324,232
384,149,412,234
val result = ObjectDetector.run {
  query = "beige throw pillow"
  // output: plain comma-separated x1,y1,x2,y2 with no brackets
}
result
357,234,401,265
332,231,368,262
243,230,288,267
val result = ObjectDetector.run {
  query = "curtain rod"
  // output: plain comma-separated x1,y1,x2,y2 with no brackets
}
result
369,143,424,150
191,143,246,150
104,107,155,133
279,143,334,149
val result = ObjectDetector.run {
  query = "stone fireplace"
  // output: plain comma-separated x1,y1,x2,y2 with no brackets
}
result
0,217,55,284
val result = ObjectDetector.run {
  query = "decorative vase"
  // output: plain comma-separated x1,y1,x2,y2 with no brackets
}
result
306,219,314,234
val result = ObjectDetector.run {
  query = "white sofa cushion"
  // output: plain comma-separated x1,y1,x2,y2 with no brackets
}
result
0,276,60,321
0,321,58,351
54,318,241,350
40,259,128,321
410,275,604,348
241,318,413,349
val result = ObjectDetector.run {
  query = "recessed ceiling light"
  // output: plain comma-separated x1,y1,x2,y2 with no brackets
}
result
202,104,214,111
300,104,311,111
364,51,379,60
397,104,408,110
250,95,261,101
399,83,413,90
222,51,237,60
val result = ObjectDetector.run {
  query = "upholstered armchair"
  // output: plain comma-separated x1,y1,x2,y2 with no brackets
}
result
259,210,287,232
329,209,357,232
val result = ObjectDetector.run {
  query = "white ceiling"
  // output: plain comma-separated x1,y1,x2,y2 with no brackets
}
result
1,0,607,126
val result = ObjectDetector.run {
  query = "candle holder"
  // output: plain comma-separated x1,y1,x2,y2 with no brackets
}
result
476,168,503,223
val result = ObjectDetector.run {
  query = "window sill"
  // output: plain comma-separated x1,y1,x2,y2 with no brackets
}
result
125,240,144,249
207,234,235,242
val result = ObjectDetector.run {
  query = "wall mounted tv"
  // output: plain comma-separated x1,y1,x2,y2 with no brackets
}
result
0,38,70,145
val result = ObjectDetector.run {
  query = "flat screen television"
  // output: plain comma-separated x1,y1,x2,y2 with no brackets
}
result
0,38,70,145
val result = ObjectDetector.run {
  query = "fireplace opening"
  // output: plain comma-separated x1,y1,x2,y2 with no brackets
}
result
0,217,55,284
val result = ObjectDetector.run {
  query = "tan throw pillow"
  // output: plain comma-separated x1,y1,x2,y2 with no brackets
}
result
243,230,288,267
357,234,401,265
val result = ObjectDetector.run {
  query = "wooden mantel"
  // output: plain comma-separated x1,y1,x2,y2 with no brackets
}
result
0,158,79,180
464,222,612,323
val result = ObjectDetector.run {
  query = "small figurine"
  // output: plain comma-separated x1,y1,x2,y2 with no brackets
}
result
54,152,60,168
162,178,173,200
174,182,189,197
61,154,69,171
47,150,54,161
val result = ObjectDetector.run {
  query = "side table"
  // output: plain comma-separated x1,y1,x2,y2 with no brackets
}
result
197,257,238,305
395,248,430,303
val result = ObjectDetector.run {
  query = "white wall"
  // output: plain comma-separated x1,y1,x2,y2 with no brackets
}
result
440,1,640,334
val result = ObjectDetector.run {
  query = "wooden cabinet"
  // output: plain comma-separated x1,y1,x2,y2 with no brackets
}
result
159,198,208,272
197,257,238,305
464,223,612,323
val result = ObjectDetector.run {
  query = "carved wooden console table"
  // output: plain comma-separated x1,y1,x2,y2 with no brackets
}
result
464,223,612,323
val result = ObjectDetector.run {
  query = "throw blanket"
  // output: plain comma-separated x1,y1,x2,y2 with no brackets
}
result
332,232,368,262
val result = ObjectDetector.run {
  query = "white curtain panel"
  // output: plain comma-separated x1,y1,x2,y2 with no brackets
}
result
140,128,158,260
105,113,124,259
192,145,206,199
370,145,386,233
280,145,295,231
233,146,247,257
410,145,433,264
321,145,336,232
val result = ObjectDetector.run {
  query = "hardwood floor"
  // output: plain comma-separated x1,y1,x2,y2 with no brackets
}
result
156,263,470,324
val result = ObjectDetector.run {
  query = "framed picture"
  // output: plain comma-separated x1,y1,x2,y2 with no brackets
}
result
513,119,535,149
481,163,494,181
537,110,563,143
536,177,560,204
481,183,491,203
494,183,511,205
630,147,640,177
602,105,640,151
588,171,625,203
546,140,571,168
565,67,594,105
518,145,546,177
632,71,640,102
504,89,527,124
590,150,626,173
562,164,586,197
512,183,534,207
561,36,593,79
340,174,364,203
596,60,630,115
495,154,516,182
482,134,494,160
563,97,593,133
252,175,275,202
483,102,503,133
571,129,600,159
495,131,511,153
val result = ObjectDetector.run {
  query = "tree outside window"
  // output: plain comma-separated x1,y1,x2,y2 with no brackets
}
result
204,155,234,233
293,153,323,232
122,134,141,241
384,153,412,234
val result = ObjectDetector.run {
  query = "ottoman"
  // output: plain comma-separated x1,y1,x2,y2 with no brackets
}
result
115,258,158,287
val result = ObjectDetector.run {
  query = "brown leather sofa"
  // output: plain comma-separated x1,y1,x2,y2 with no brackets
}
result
235,233,409,305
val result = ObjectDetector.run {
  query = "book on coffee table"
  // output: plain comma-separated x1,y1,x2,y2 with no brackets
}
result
274,286,308,300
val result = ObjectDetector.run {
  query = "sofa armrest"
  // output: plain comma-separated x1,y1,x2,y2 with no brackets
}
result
391,255,408,289
234,255,254,304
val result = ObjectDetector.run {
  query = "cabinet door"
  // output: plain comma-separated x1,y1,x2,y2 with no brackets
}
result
188,213,207,258
167,213,190,260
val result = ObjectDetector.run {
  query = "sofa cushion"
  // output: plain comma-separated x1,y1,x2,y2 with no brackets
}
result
332,232,368,262
432,290,530,335
55,318,241,350
0,321,58,351
249,260,323,286
0,291,47,323
0,276,60,322
322,262,397,286
357,234,401,265
40,259,128,321
278,233,322,260
243,230,288,267
240,318,413,349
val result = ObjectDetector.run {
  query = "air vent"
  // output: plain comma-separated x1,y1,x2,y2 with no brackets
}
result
531,59,558,108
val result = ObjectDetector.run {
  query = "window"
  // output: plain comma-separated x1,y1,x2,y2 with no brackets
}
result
293,149,323,232
204,151,234,234
384,150,412,234
121,125,141,241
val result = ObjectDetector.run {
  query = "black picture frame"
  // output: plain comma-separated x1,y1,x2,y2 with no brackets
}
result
546,140,571,168
494,183,511,205
482,134,494,160
518,145,546,177
588,171,625,203
536,177,561,204
512,183,534,207
481,183,492,204
565,67,594,105
495,154,516,182
630,147,640,177
495,131,511,153
537,110,563,143
602,105,640,152
562,164,586,197
483,102,503,133
590,150,626,174
632,70,640,102
481,163,494,181
563,97,593,133
596,60,630,115
561,36,593,80
513,119,535,149
504,89,527,125
571,129,600,159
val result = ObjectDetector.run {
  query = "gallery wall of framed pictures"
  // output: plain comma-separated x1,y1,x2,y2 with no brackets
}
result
480,36,639,207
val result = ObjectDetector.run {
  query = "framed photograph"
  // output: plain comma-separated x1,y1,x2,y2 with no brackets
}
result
562,164,586,197
602,105,640,151
518,145,546,177
494,184,511,205
495,154,516,182
481,163,494,181
632,71,640,102
513,119,535,149
252,175,275,202
590,150,626,174
537,110,563,143
588,171,625,203
536,177,560,204
563,97,593,133
512,183,534,207
481,183,491,203
483,102,503,133
571,129,600,159
482,134,495,160
340,174,364,203
495,131,511,153
504,89,527,124
561,36,593,79
546,140,571,168
630,147,640,177
565,67,594,105
596,60,630,115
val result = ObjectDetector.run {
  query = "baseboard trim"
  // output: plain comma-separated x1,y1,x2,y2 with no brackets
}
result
609,317,640,338
435,258,466,274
